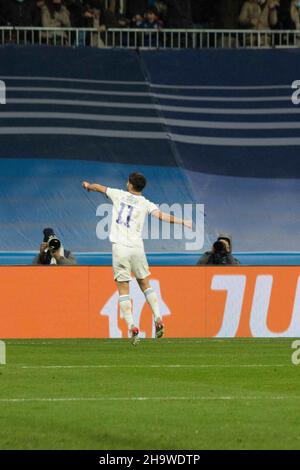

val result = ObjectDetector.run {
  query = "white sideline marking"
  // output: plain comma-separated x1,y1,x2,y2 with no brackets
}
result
19,364,287,369
6,339,293,345
0,396,298,403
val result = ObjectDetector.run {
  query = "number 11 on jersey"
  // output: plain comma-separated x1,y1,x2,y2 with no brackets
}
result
116,202,134,228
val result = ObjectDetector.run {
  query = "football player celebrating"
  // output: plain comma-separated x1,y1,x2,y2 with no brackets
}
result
82,173,192,345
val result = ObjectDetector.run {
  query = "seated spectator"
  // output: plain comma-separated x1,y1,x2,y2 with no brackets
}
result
64,0,85,27
131,13,144,27
66,0,121,46
239,0,279,46
137,8,163,47
41,0,71,42
140,7,164,29
81,3,106,47
5,0,40,26
239,0,279,30
90,1,123,28
290,0,300,29
129,1,167,25
101,6,124,28
197,234,240,266
130,7,163,46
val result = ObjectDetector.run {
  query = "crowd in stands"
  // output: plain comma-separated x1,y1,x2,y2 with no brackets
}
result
0,0,122,30
0,0,299,32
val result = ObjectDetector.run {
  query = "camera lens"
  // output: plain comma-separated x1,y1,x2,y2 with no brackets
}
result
48,237,61,251
213,241,226,253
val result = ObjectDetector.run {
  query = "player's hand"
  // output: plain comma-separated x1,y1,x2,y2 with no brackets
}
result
82,181,90,191
183,219,193,229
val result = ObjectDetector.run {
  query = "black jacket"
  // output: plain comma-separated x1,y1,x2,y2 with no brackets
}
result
5,0,39,26
32,248,77,266
197,233,240,266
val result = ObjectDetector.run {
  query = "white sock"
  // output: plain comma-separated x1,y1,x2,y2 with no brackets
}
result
119,295,134,330
144,288,161,322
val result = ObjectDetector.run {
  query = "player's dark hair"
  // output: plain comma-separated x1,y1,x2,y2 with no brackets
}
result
128,172,147,192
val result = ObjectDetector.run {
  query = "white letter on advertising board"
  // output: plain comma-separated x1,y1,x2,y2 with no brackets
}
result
250,275,300,337
212,275,246,337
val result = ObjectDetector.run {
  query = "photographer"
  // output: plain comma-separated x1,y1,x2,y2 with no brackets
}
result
291,0,300,29
197,233,240,266
32,228,76,266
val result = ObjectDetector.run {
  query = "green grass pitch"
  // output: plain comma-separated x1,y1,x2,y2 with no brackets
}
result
0,338,299,450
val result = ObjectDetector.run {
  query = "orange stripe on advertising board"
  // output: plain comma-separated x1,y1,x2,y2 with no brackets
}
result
1,266,300,338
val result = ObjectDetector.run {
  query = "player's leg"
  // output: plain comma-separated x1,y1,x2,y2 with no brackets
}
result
117,280,133,329
136,277,164,338
112,244,139,344
136,277,160,322
131,248,164,338
116,280,139,344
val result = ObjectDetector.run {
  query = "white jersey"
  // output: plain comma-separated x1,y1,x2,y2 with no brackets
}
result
106,188,158,248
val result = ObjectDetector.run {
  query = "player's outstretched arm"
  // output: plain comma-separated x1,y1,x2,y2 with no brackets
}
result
82,181,107,194
151,210,192,229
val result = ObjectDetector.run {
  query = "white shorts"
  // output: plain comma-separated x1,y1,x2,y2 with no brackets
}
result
112,243,150,282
